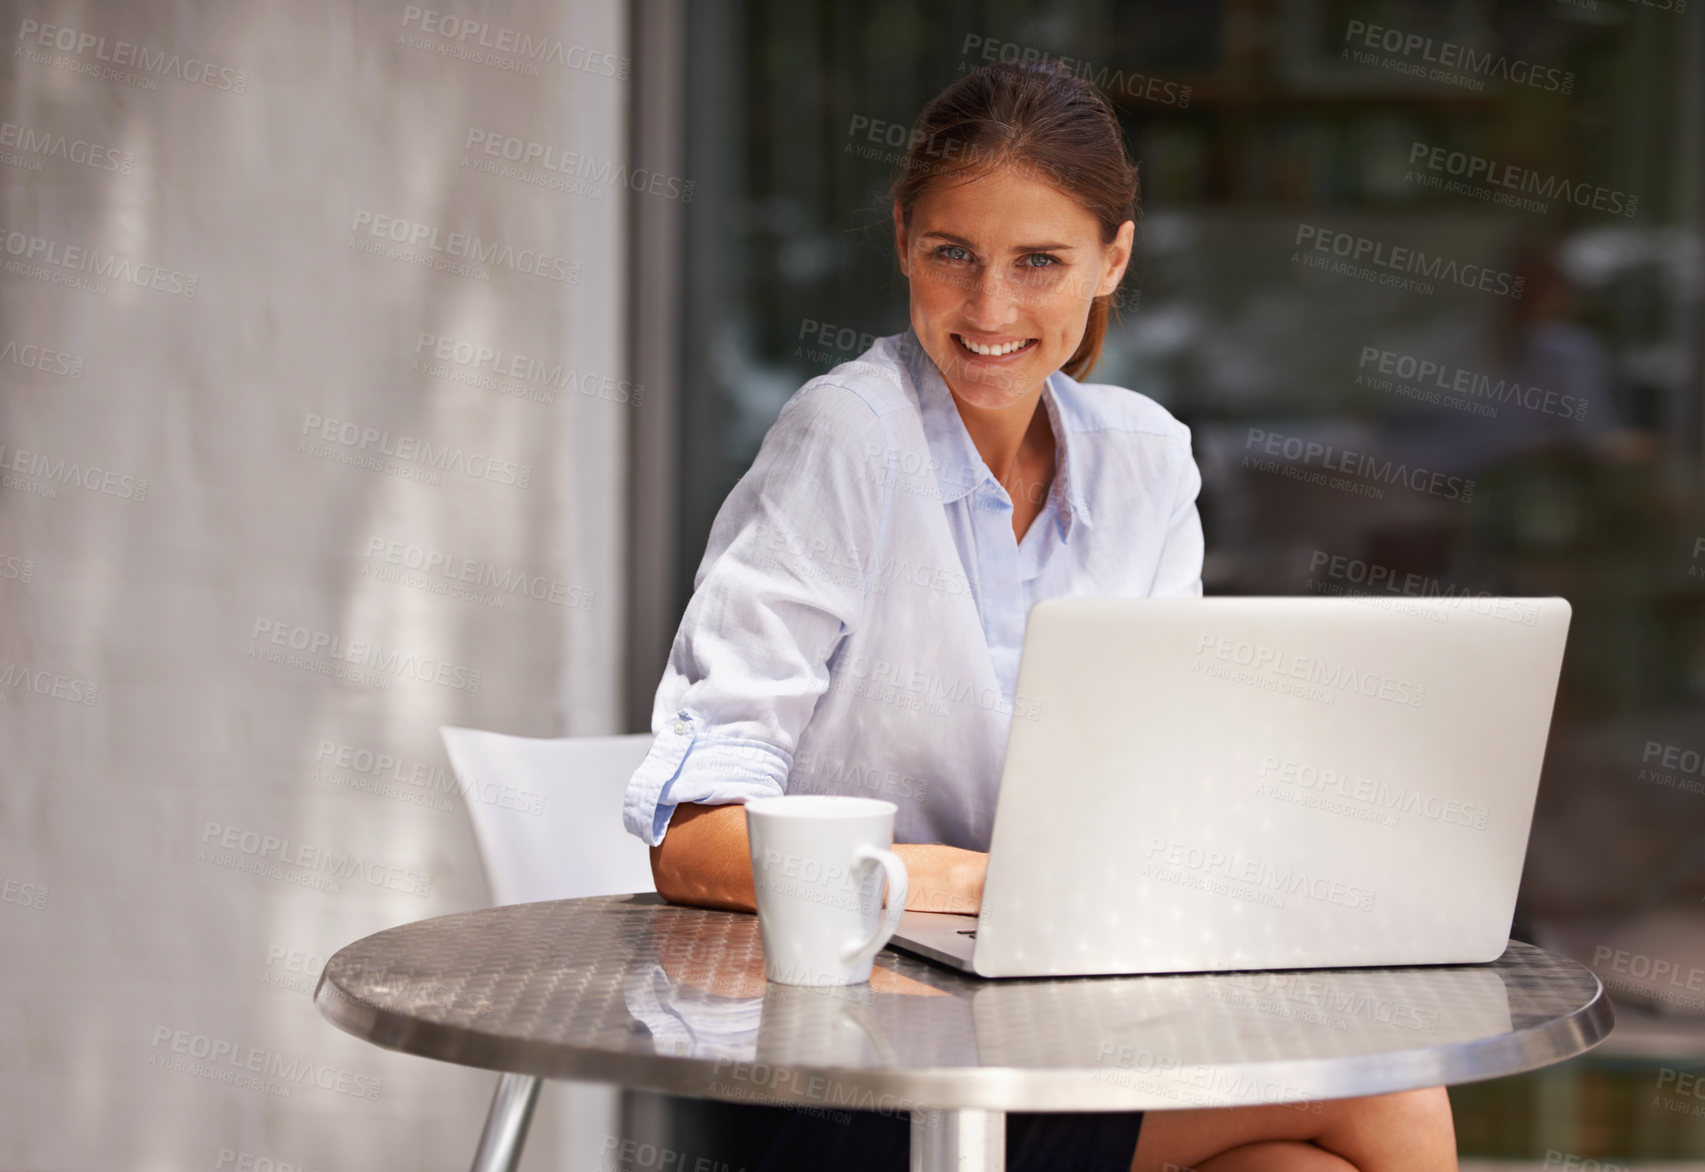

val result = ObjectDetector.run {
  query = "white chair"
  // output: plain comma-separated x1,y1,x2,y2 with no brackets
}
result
440,727,658,1172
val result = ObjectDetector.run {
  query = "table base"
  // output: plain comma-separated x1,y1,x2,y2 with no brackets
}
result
468,1071,541,1172
912,1108,1005,1172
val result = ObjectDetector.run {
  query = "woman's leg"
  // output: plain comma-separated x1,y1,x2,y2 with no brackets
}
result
1198,1140,1359,1172
1131,1086,1457,1172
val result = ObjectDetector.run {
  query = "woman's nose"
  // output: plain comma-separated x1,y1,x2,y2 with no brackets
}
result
962,270,1021,329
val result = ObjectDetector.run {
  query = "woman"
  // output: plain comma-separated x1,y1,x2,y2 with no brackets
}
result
623,60,1458,1172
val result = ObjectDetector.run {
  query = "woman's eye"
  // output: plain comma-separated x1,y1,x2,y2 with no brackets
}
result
1022,253,1060,269
934,245,971,262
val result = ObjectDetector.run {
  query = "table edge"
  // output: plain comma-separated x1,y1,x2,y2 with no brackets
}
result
313,944,1616,1112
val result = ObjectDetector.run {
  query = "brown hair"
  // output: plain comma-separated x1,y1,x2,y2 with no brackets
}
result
890,61,1139,381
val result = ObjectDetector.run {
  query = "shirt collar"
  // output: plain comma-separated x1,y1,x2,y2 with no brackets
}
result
895,327,1093,540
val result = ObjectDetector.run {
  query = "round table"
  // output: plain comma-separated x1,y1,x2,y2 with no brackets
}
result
314,894,1614,1172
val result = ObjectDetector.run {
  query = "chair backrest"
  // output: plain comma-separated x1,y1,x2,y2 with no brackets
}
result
440,727,656,905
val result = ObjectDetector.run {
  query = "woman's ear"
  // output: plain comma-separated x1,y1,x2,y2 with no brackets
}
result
893,200,910,278
1095,219,1135,298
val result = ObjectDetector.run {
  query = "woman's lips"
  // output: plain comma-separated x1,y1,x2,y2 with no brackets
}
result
952,333,1037,360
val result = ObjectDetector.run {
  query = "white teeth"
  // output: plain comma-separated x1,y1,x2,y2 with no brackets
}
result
956,335,1030,357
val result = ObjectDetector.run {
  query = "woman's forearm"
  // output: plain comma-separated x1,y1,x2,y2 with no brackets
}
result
650,802,987,914
649,802,759,912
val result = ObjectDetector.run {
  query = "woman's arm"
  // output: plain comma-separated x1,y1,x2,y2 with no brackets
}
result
650,802,988,914
648,803,756,912
621,384,892,848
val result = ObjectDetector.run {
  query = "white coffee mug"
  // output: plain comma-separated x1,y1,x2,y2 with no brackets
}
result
744,795,909,986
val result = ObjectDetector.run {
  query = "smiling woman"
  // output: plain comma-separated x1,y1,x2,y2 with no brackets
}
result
887,63,1137,548
622,60,1455,1172
891,60,1137,385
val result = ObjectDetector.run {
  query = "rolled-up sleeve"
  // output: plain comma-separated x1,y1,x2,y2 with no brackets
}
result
1148,430,1205,598
623,381,890,845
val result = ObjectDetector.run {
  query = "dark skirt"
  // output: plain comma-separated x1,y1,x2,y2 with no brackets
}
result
677,1097,1144,1172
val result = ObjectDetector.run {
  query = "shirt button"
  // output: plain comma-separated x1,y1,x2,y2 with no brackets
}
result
673,720,687,735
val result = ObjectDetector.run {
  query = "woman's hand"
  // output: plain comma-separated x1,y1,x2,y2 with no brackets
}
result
893,844,986,914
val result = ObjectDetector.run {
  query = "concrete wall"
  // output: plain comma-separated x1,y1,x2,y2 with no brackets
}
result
0,2,633,1168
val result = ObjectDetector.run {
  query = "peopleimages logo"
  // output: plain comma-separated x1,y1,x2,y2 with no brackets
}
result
796,317,889,364
1342,20,1574,94
216,1148,327,1172
299,413,531,488
1258,755,1490,830
1143,836,1378,913
0,663,99,705
1194,632,1427,709
313,739,546,815
411,332,643,405
1356,346,1588,423
1562,0,1688,11
0,336,85,379
249,617,484,692
1591,944,1705,1003
261,943,326,995
841,112,1078,191
746,518,974,603
1542,1152,1634,1172
708,1057,898,1121
753,847,879,913
15,19,250,92
959,35,1192,107
1294,224,1523,299
1306,550,1541,626
1243,428,1474,504
0,120,136,174
1657,1069,1705,1110
149,1025,380,1100
1208,971,1441,1034
464,129,693,202
1640,740,1705,797
363,536,595,611
2,876,49,911
198,819,433,898
825,647,1045,722
0,225,198,297
399,6,630,79
792,748,934,804
1093,1042,1323,1113
1407,142,1637,218
0,443,149,502
349,210,580,284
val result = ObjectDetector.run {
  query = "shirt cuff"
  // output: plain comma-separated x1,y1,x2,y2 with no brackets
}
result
621,708,792,846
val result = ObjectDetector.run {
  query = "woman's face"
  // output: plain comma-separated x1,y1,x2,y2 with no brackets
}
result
895,161,1133,409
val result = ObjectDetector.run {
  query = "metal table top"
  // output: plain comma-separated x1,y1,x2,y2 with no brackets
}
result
314,894,1613,1113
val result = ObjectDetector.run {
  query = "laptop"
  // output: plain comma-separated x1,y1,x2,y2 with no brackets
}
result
887,595,1571,978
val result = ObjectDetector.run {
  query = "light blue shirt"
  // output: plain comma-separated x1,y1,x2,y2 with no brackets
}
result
623,329,1204,852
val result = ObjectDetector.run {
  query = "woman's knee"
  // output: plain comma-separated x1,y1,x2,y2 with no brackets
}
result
1132,1102,1328,1172
1331,1086,1454,1132
1314,1087,1457,1171
1134,1088,1455,1172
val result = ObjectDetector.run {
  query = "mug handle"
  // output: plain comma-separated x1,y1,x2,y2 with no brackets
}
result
842,846,909,969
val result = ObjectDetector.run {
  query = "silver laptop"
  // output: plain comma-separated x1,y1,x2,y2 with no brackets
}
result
888,595,1571,977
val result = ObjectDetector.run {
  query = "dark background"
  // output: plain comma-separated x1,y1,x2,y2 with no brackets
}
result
662,0,1705,1158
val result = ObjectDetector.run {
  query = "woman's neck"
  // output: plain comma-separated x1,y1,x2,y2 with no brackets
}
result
949,382,1055,494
